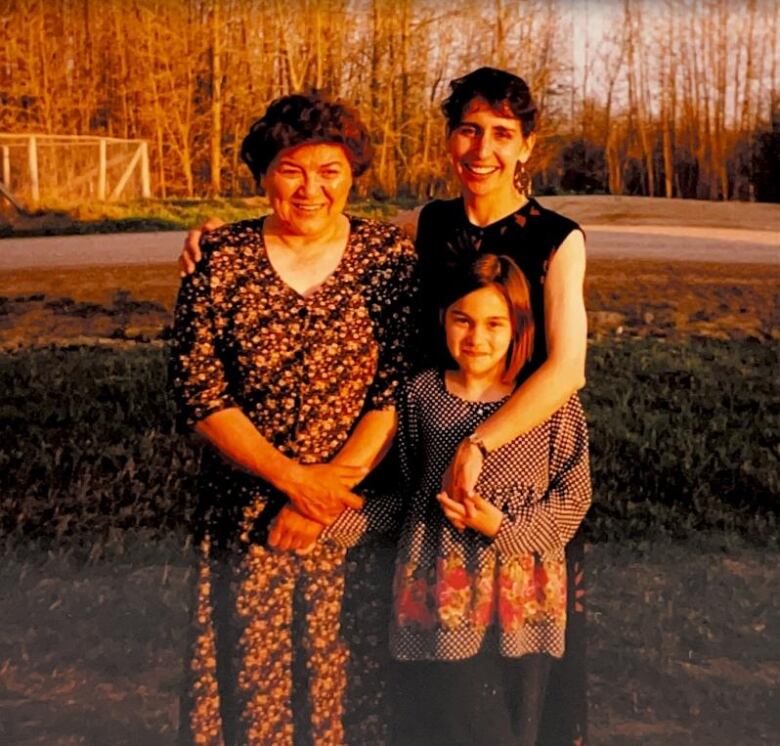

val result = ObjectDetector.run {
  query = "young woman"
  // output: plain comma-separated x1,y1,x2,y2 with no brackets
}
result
322,253,591,746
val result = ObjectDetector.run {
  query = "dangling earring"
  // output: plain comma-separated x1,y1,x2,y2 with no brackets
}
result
514,161,531,197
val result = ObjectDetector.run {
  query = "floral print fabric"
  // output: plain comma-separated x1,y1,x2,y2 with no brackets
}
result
170,215,418,745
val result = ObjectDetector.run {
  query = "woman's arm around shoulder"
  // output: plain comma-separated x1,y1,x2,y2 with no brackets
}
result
481,227,587,447
449,228,587,500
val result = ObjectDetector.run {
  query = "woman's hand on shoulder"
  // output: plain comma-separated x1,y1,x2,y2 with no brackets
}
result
179,216,225,276
280,463,367,524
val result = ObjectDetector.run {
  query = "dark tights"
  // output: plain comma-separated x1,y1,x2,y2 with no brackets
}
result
391,651,552,746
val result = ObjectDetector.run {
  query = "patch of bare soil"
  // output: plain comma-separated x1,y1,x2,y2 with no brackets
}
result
0,547,191,745
587,541,780,745
0,258,777,349
1,541,777,744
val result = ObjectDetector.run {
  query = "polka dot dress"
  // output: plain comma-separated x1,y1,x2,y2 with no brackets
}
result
326,368,591,662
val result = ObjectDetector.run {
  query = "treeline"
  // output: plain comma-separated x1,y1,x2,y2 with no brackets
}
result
1,0,778,202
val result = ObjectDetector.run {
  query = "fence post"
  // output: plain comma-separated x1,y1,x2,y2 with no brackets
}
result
140,140,151,198
98,138,107,200
28,135,39,206
1,145,9,188
108,143,143,201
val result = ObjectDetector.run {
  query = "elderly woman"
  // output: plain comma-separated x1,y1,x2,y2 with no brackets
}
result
170,92,417,745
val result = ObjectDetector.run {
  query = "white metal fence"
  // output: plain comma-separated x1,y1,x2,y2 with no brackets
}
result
0,134,151,209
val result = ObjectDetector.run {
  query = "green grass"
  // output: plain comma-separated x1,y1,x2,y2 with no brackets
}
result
0,196,419,237
582,338,778,543
0,337,776,556
4,194,780,237
0,337,777,743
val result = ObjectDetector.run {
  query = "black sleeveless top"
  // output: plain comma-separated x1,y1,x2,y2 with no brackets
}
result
414,197,581,375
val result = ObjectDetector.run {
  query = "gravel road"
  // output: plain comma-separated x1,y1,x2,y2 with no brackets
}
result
1,221,777,270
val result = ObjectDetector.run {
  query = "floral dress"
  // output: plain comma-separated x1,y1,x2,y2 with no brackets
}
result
325,368,591,662
170,215,418,746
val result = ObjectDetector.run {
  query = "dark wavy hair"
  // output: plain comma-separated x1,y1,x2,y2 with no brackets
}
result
442,67,537,138
439,254,535,384
240,91,373,183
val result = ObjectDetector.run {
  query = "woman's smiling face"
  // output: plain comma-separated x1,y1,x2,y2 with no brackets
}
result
262,142,353,237
447,97,535,199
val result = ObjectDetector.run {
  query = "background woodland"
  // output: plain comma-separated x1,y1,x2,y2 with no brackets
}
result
1,0,779,202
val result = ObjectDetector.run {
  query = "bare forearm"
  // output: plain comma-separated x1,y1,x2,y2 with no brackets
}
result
331,408,397,474
194,407,297,493
474,357,585,452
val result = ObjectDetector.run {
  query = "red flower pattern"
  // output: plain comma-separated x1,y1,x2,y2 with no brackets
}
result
394,552,566,636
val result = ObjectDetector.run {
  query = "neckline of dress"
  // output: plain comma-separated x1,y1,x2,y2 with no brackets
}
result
459,196,538,232
437,368,512,406
257,214,358,302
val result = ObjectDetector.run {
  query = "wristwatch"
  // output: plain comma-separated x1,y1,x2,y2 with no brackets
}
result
465,433,489,458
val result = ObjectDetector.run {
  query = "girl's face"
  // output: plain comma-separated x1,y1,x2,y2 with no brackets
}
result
447,97,535,200
262,142,353,238
445,285,513,381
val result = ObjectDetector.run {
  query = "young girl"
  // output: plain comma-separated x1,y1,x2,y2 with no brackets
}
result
322,253,591,746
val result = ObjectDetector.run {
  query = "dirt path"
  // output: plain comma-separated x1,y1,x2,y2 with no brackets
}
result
1,219,778,270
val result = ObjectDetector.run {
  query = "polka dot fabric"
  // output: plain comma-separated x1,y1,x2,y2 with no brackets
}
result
326,368,591,662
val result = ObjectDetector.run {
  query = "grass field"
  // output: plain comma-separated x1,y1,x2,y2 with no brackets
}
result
4,194,780,237
0,196,413,238
0,247,778,743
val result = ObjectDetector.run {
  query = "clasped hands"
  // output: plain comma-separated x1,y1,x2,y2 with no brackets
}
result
436,437,503,539
267,436,504,553
268,462,366,554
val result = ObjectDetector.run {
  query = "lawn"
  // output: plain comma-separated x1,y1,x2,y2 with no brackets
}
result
0,249,777,743
4,194,780,237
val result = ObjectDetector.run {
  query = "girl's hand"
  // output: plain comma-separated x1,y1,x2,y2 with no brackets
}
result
443,439,484,503
268,505,323,554
281,463,367,524
437,491,503,538
437,491,467,532
179,217,225,276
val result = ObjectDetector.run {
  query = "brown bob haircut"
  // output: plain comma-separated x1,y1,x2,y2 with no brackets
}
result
240,90,373,183
439,253,534,384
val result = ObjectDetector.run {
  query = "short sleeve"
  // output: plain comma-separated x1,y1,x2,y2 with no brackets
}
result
168,239,237,431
